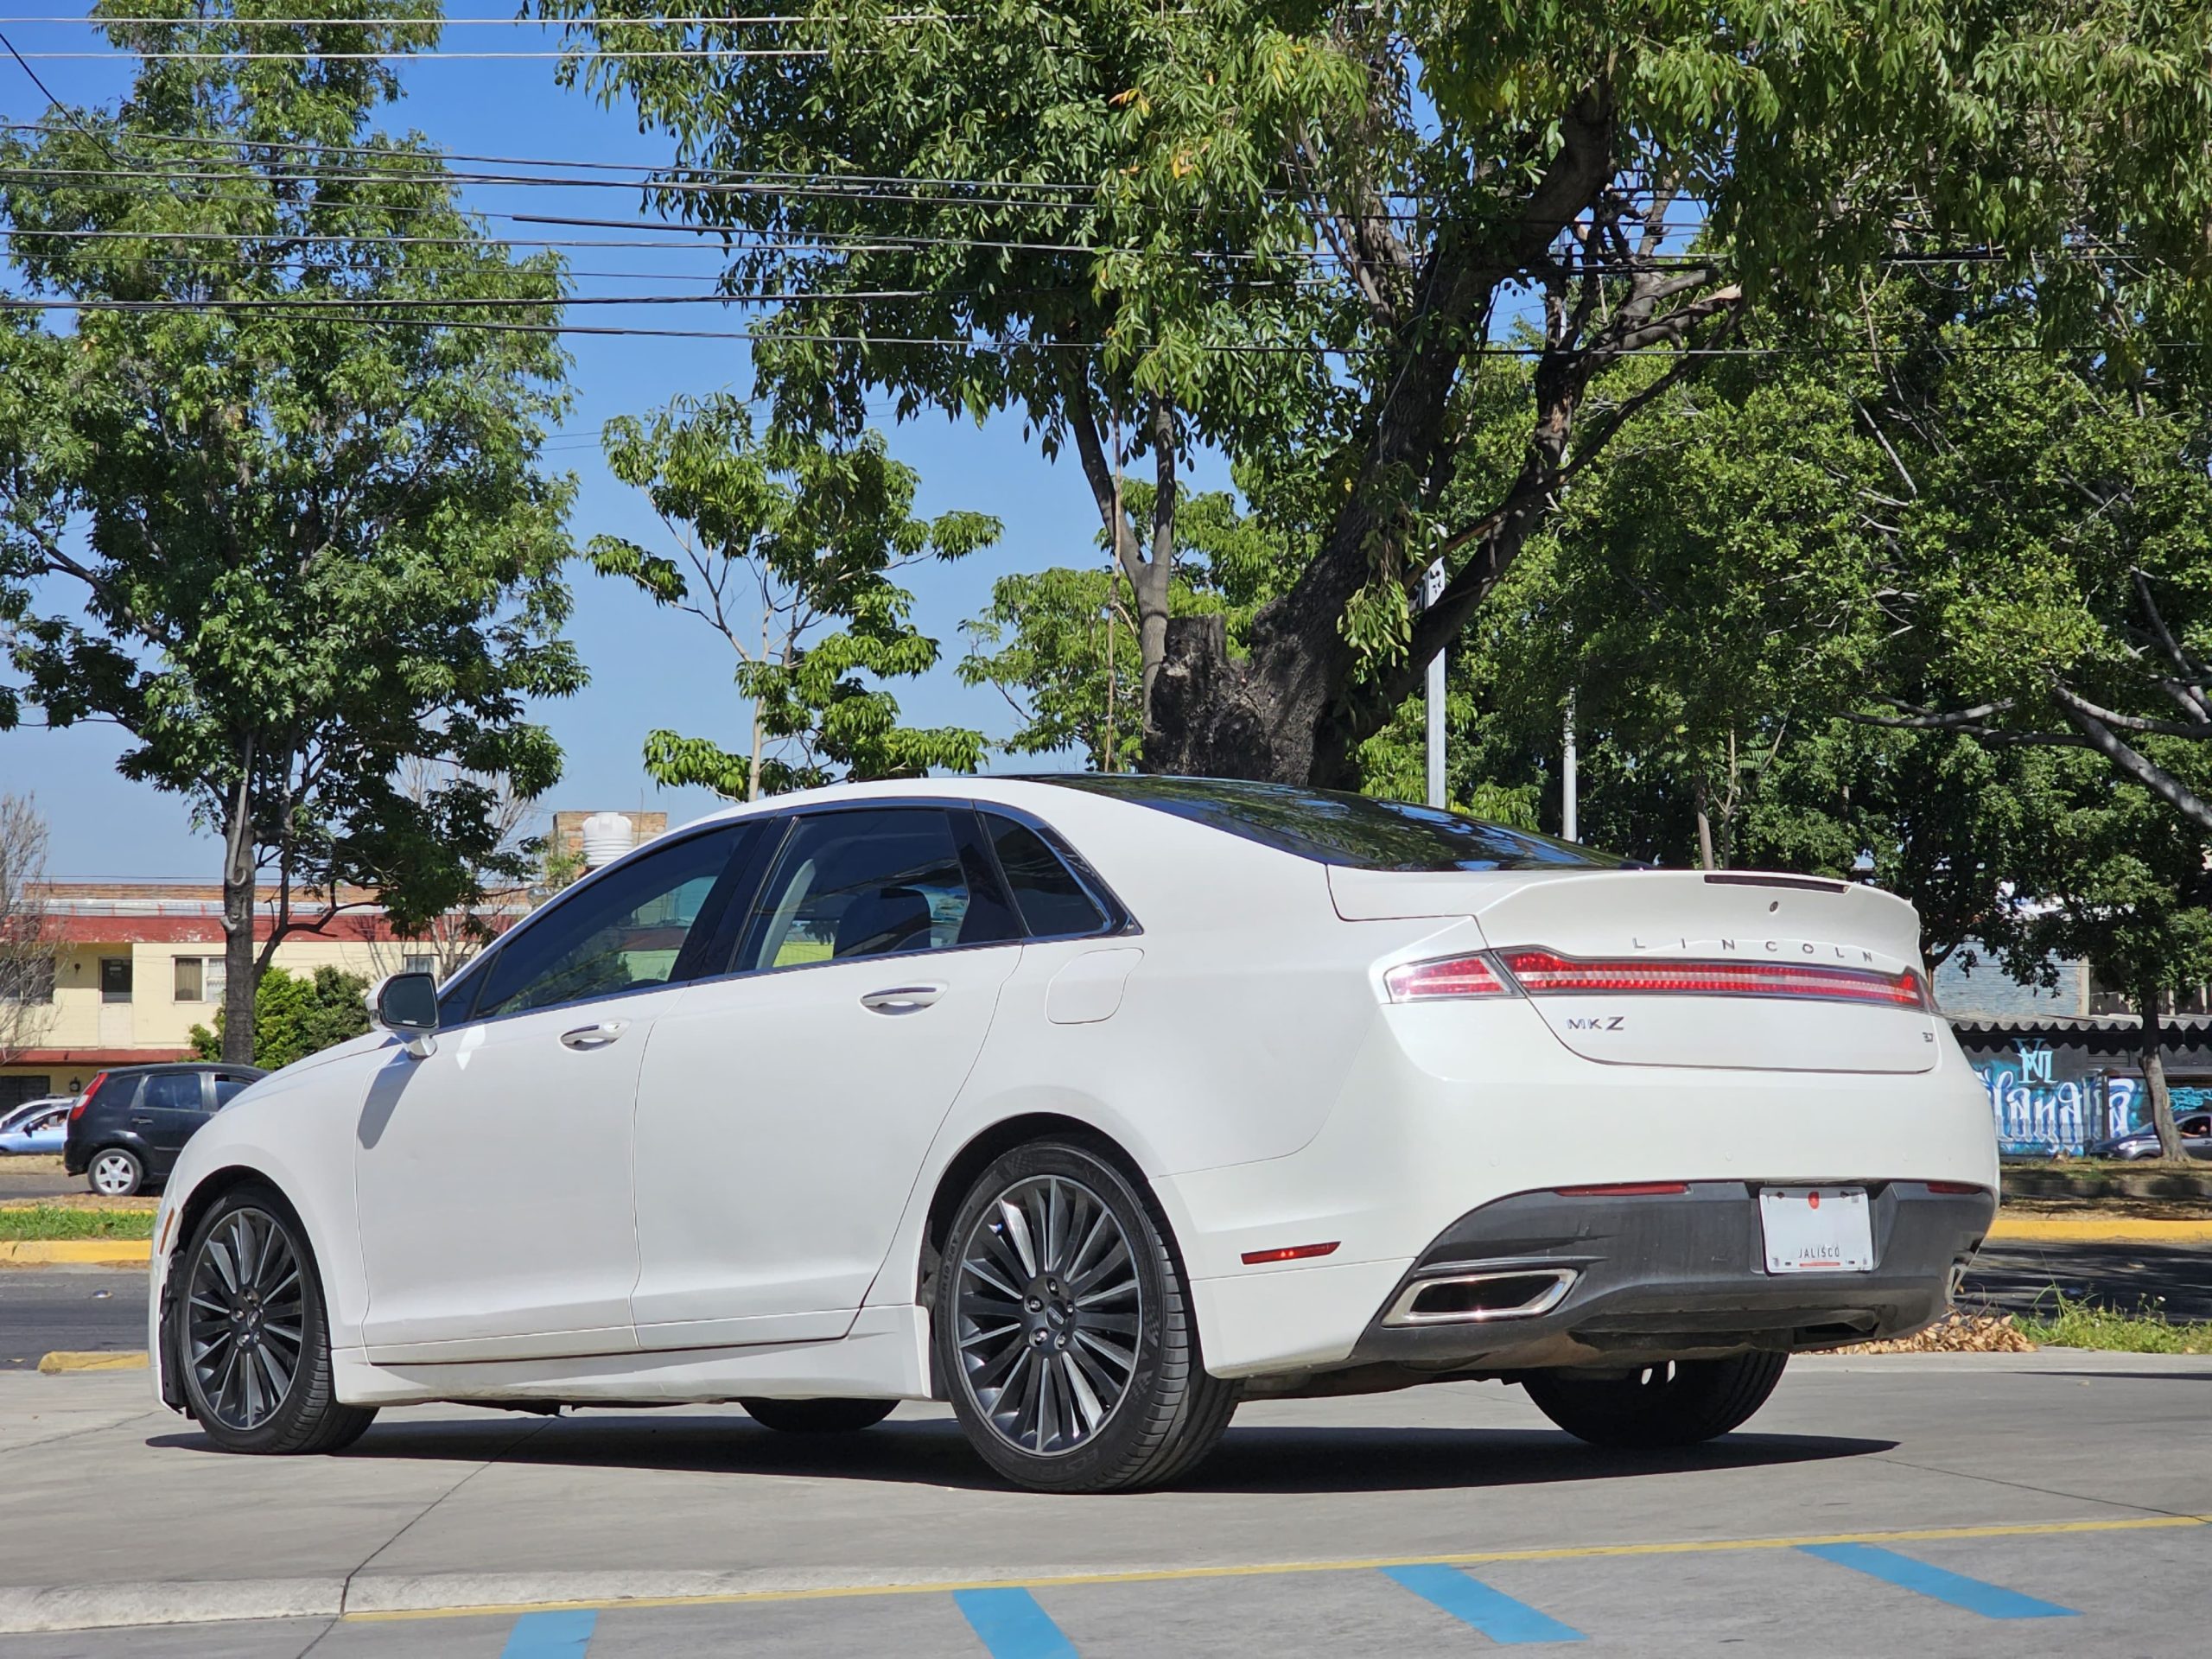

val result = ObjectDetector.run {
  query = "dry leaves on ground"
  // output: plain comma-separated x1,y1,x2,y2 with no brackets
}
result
1829,1311,2037,1355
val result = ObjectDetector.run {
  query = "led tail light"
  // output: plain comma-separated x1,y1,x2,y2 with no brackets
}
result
69,1072,107,1125
1383,952,1516,1002
1496,949,1931,1009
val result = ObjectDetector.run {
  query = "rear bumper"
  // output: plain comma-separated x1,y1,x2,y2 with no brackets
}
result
1340,1181,1994,1375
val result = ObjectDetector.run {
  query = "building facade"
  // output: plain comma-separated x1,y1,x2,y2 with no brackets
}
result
0,810,669,1109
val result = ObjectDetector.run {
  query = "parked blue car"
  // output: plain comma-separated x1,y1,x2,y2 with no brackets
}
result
0,1097,73,1156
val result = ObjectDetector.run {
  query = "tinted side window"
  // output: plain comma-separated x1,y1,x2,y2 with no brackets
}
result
211,1076,255,1107
983,814,1109,938
141,1072,204,1112
474,826,746,1019
741,809,978,971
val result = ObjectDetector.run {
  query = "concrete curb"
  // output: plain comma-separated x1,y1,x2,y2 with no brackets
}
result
36,1351,148,1374
0,1241,150,1267
1985,1217,2212,1244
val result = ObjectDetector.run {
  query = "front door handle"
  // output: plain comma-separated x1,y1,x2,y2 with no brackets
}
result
559,1020,628,1051
860,983,946,1014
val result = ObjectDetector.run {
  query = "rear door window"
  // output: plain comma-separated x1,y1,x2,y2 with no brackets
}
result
139,1072,204,1113
739,808,999,971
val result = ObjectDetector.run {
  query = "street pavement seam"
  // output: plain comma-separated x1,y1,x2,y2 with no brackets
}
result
334,1414,564,1618
1866,1447,2212,1523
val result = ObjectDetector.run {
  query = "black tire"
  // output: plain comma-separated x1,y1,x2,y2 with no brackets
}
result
173,1185,377,1455
1522,1352,1789,1450
87,1146,143,1197
933,1139,1240,1494
740,1397,898,1433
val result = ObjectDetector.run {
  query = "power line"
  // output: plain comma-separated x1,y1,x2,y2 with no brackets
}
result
0,30,132,169
9,12,955,22
10,47,832,60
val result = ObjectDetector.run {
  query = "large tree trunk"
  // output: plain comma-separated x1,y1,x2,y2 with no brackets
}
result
2140,984,2183,1165
219,772,257,1067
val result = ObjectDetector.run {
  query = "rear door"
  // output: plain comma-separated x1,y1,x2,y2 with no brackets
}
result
630,804,1021,1349
132,1071,210,1169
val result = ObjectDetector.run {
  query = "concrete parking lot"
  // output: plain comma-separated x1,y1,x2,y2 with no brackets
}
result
1,1349,2207,1656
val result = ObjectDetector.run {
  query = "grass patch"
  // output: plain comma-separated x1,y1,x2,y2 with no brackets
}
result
0,1205,157,1241
2016,1293,2212,1355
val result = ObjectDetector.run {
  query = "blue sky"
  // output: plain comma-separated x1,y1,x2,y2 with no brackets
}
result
1,10,1230,876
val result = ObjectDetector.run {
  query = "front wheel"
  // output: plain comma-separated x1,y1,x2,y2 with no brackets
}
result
934,1140,1240,1494
88,1147,143,1197
1522,1352,1789,1450
740,1398,897,1433
174,1186,377,1455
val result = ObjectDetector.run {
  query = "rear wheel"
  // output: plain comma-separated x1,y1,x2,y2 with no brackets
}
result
175,1185,376,1455
1522,1352,1789,1450
934,1140,1239,1493
740,1398,897,1433
88,1147,143,1197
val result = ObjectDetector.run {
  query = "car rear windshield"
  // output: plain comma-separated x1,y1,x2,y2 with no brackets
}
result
1030,777,1622,872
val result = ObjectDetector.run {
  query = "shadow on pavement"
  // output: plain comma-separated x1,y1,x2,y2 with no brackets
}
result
146,1413,1893,1495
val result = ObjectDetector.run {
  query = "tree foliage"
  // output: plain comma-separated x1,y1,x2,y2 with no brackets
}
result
538,0,2212,783
0,5,584,1063
190,964,371,1072
592,395,1000,797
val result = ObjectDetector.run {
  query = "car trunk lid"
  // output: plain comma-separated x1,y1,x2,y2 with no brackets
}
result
1340,866,1940,1074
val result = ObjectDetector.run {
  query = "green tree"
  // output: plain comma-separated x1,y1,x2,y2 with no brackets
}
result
959,481,1293,772
189,964,372,1072
540,0,2212,784
590,396,1000,798
0,6,584,1065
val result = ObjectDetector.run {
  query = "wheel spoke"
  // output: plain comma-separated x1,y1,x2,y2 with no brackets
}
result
1073,1327,1136,1376
962,1254,1024,1303
1060,1353,1104,1433
1072,1236,1133,1299
995,1198,1039,1278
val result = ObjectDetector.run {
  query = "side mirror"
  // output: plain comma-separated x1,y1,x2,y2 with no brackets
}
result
372,972,440,1058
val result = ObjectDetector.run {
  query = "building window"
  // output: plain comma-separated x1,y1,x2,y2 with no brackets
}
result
401,954,437,979
173,957,228,1003
0,957,55,1003
99,957,133,1004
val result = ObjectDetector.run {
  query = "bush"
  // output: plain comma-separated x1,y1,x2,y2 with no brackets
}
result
189,965,372,1070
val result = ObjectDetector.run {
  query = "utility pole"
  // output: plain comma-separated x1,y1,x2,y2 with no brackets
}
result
1561,690,1580,842
1422,556,1446,809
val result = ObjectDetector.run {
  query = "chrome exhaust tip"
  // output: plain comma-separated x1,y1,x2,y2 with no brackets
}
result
1382,1266,1579,1326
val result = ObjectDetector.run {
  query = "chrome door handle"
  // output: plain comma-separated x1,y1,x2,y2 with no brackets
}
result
559,1020,627,1050
860,983,945,1014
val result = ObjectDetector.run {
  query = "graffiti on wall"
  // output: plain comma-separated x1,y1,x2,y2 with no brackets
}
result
1974,1044,2142,1156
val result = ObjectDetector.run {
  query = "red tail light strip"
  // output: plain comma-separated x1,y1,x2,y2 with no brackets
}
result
68,1071,107,1124
1382,954,1513,1001
1497,949,1929,1009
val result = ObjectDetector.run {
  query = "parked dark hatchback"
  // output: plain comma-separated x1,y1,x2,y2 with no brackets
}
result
62,1063,269,1196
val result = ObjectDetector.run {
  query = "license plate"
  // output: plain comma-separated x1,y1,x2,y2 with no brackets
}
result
1758,1185,1873,1274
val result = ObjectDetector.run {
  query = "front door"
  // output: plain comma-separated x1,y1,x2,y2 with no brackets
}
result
353,823,750,1361
632,805,1020,1349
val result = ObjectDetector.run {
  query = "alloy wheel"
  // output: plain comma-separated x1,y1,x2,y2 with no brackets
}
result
184,1206,306,1432
90,1152,137,1196
952,1173,1142,1456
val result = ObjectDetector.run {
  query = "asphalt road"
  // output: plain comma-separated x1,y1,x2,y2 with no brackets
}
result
0,1162,80,1203
1,1351,2209,1658
0,1271,142,1370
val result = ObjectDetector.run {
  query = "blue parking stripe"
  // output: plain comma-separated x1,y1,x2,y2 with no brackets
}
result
499,1608,598,1657
953,1586,1079,1658
1798,1543,2079,1618
1381,1564,1586,1643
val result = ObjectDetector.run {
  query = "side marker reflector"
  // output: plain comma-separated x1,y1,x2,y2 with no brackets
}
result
1241,1242,1342,1265
1554,1182,1690,1198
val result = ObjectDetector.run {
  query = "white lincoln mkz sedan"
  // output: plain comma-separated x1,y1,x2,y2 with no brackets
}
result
150,777,1999,1491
